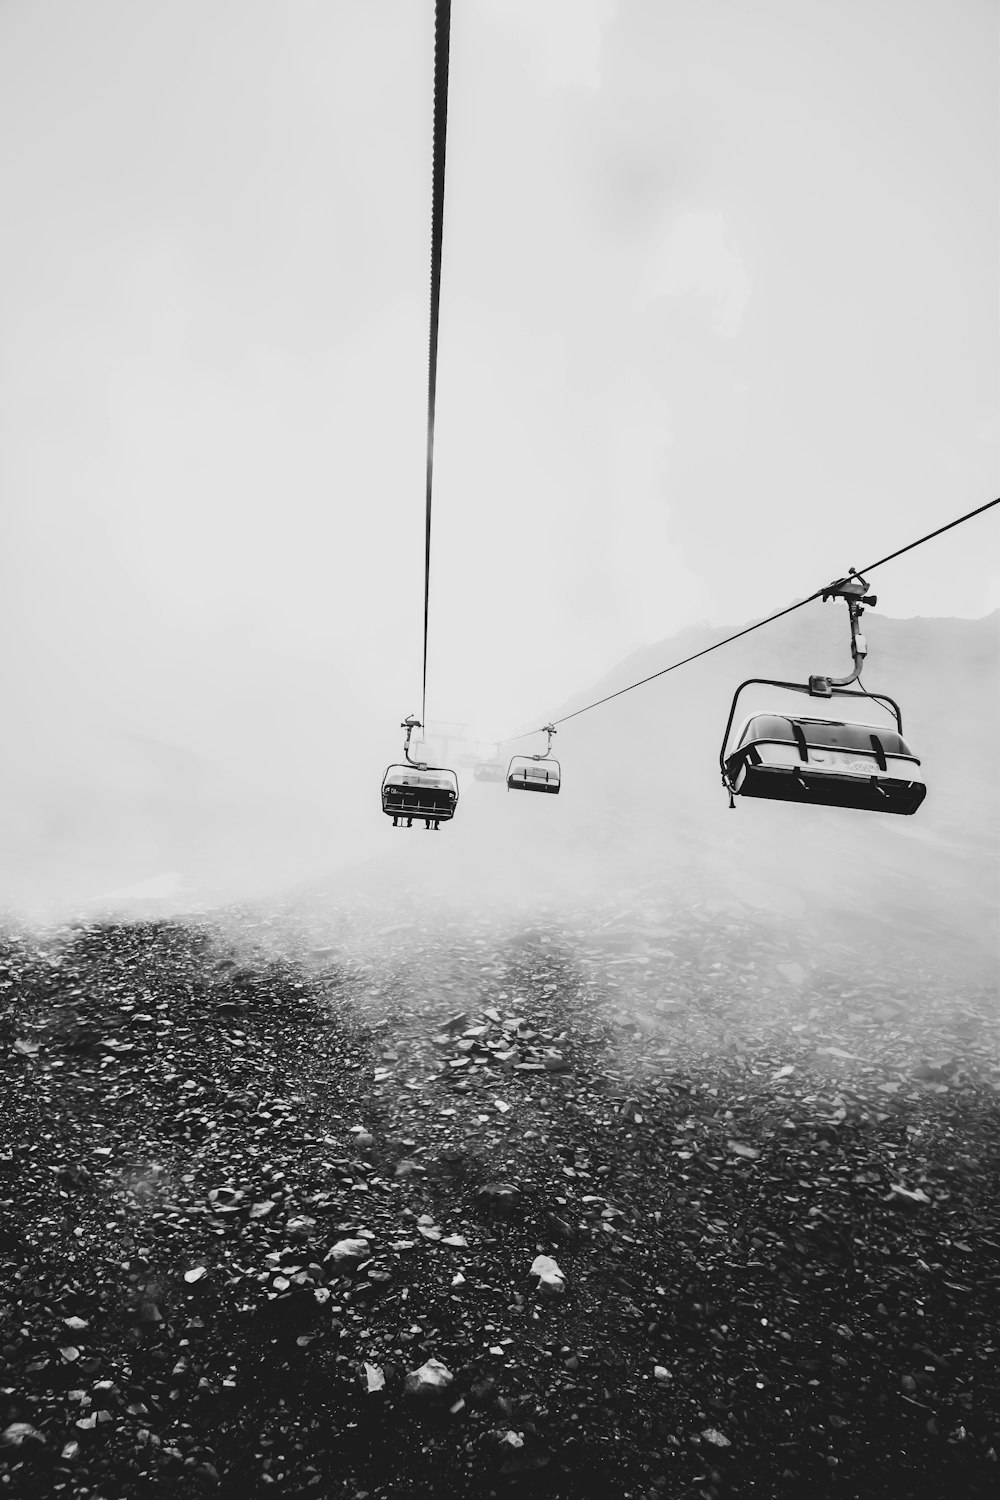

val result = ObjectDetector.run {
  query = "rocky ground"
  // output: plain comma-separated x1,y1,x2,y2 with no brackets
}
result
1,876,999,1498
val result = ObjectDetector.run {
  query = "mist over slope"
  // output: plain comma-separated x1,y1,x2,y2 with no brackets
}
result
326,607,999,987
1,608,996,985
0,642,383,914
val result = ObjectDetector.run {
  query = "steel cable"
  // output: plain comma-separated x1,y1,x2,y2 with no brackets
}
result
502,495,999,741
421,0,452,727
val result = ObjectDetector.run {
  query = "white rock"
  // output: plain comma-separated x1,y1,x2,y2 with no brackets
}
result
285,1216,318,1239
404,1357,454,1396
0,1423,47,1448
529,1254,566,1294
326,1238,371,1264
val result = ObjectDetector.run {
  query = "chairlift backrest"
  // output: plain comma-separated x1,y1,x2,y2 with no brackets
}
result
735,715,914,759
397,769,458,792
381,763,459,812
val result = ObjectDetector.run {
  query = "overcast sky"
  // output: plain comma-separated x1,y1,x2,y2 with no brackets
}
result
1,0,997,753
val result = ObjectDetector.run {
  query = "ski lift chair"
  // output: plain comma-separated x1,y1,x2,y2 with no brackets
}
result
720,572,926,816
382,717,459,829
722,709,926,814
507,725,561,794
381,765,459,828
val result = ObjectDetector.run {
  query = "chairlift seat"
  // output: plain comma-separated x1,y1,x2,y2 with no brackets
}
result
381,764,459,823
724,714,926,815
507,755,561,794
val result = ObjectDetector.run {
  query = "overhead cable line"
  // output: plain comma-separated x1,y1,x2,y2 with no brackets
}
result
420,0,452,727
503,495,999,740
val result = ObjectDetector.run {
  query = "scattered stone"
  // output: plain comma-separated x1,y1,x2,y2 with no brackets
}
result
394,1158,426,1178
404,1358,454,1397
0,1423,47,1449
530,1254,566,1294
326,1238,372,1265
0,883,994,1499
477,1182,522,1215
286,1215,318,1239
544,1211,576,1240
888,1184,932,1206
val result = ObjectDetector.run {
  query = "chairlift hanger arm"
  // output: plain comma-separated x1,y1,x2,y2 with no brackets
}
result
532,723,557,760
810,568,876,692
401,715,428,768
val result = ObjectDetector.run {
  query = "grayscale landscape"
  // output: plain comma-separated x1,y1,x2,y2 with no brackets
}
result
3,607,998,1498
1,0,997,1496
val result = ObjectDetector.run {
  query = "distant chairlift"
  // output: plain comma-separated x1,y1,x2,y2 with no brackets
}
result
474,752,507,783
720,572,926,816
382,715,459,830
507,724,561,794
